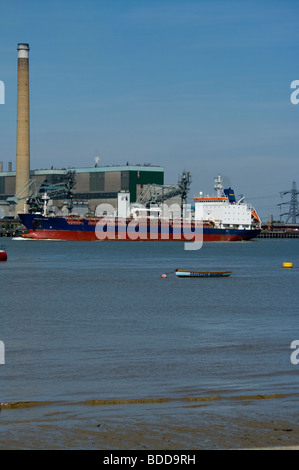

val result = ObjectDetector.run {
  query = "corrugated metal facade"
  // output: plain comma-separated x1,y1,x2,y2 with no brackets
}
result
0,165,164,212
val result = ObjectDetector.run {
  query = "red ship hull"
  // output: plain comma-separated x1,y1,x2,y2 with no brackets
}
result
20,229,257,242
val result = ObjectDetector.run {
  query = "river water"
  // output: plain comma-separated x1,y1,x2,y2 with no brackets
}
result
0,237,299,449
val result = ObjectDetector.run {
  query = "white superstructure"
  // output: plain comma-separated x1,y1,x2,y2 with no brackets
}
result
194,176,260,230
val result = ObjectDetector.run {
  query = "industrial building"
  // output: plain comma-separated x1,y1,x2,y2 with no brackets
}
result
0,163,164,218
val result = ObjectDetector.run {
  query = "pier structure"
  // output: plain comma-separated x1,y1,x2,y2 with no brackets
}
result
258,222,299,238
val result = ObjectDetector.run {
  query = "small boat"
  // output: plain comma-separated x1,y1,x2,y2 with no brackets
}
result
175,269,231,278
0,246,7,262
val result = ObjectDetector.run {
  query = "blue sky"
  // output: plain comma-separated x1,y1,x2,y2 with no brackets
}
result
1,0,299,220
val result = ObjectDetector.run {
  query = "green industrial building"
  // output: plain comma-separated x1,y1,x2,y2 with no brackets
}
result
0,163,164,217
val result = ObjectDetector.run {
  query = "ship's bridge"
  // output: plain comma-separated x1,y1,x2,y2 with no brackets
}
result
194,196,229,203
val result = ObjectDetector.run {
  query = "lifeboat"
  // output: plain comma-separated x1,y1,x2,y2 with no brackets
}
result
251,209,261,224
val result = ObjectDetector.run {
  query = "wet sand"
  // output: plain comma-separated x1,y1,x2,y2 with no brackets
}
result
1,399,299,450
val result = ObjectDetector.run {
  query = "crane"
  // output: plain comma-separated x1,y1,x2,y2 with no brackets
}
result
136,170,192,217
7,170,76,214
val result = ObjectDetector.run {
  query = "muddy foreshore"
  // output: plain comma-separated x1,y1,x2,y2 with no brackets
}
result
1,399,299,450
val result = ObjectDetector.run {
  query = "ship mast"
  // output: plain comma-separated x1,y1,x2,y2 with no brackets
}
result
214,175,224,198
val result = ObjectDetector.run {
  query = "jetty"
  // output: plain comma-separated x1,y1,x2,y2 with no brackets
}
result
0,218,21,237
258,223,299,238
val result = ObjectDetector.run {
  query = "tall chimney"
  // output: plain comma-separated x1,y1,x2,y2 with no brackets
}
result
15,43,30,216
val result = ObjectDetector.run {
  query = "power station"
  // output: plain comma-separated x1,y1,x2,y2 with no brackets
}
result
0,43,165,218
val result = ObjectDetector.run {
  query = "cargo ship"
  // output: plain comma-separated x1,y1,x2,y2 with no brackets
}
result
17,176,261,242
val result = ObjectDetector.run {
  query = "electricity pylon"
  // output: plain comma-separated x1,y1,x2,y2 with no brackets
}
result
278,181,299,223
